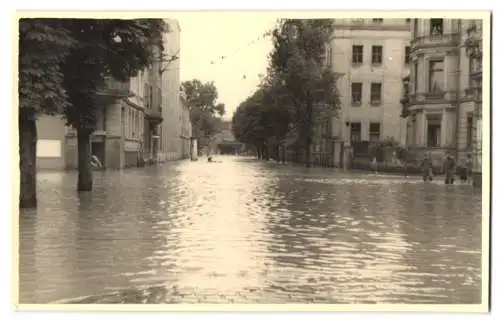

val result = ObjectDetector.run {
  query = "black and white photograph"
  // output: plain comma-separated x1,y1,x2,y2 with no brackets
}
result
12,9,491,312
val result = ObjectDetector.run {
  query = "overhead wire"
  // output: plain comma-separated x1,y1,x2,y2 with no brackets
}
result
162,28,275,79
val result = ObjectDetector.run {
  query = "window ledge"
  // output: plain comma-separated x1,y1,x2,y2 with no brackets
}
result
351,62,363,67
370,101,382,106
371,62,383,67
351,102,362,107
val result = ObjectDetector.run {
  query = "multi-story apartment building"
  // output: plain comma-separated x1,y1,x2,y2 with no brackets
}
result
59,19,193,169
327,18,411,152
402,18,484,175
160,19,191,162
64,60,164,169
180,100,192,159
64,29,166,169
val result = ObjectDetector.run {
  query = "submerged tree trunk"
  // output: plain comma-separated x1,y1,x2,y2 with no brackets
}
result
304,106,314,168
263,143,270,161
77,127,93,191
305,134,313,168
19,111,37,209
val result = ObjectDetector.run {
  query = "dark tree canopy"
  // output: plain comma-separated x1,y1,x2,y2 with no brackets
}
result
60,18,168,129
19,19,75,117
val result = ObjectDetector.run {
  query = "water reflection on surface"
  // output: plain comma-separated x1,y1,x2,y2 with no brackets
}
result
19,156,482,304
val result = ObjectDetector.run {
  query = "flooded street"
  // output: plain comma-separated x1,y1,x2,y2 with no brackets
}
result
19,156,482,304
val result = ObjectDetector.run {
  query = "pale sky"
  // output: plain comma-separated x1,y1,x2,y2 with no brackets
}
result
177,13,278,120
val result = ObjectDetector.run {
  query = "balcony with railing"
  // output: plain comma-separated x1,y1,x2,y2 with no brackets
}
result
97,77,132,98
410,32,460,49
145,106,163,125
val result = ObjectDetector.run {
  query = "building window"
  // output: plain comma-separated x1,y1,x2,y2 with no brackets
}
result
352,45,363,64
413,19,419,39
134,110,137,138
430,18,443,37
369,123,381,141
428,59,444,93
427,115,441,147
149,85,153,108
371,45,383,64
350,122,362,142
372,18,383,23
128,109,132,138
414,62,419,92
144,84,149,108
370,82,382,105
405,46,411,64
36,139,62,158
351,82,362,105
326,46,333,67
467,114,473,148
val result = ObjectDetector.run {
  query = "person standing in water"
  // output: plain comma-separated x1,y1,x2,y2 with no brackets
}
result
457,154,472,183
371,156,378,174
420,153,433,182
466,153,474,184
442,152,456,184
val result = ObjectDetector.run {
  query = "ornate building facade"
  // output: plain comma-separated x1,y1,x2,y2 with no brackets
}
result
404,18,483,173
464,20,483,188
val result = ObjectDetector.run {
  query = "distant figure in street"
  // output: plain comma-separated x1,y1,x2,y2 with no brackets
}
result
442,152,456,184
457,158,468,183
420,153,433,182
371,156,378,174
457,153,473,184
467,154,473,184
207,156,213,162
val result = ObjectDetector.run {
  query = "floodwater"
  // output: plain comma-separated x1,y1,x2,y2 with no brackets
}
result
18,156,483,304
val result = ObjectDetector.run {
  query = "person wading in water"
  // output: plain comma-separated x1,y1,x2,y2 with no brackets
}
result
442,152,456,184
420,153,433,182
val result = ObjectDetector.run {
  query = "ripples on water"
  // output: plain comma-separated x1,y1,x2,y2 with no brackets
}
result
19,156,483,304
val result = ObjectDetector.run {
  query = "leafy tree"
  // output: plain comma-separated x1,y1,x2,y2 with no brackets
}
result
18,19,74,208
18,18,167,207
60,18,167,191
180,79,225,152
232,80,291,160
268,19,341,167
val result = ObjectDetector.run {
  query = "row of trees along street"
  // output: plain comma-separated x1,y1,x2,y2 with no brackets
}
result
231,19,342,168
19,18,168,209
